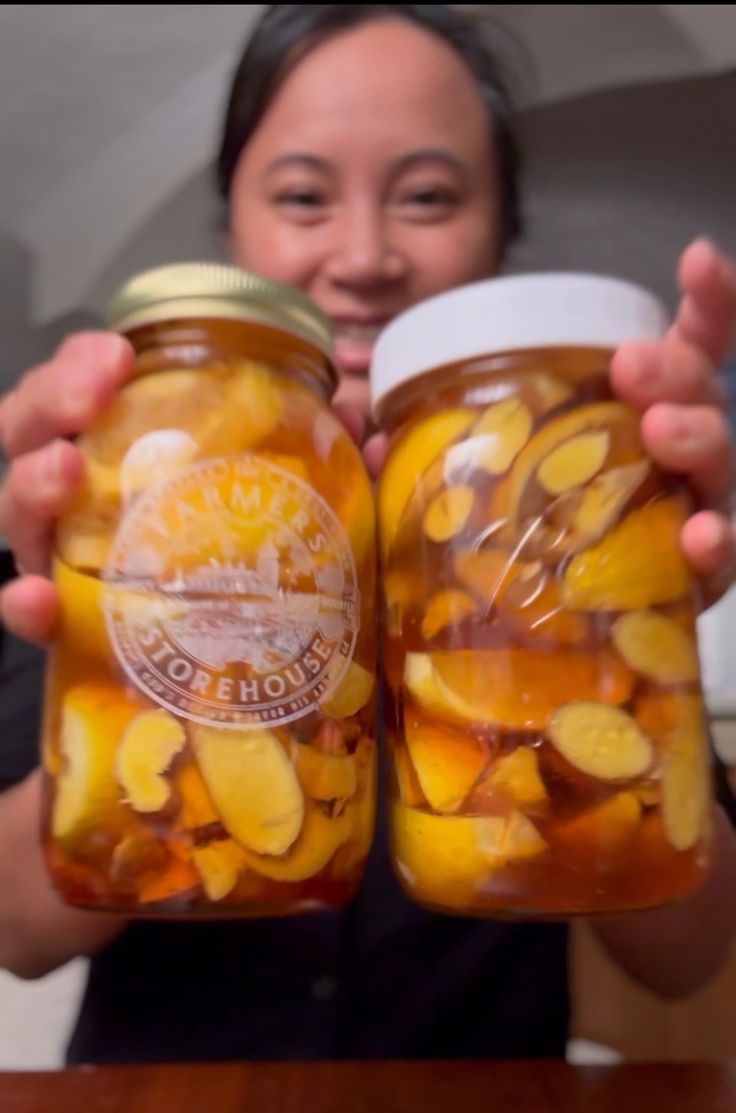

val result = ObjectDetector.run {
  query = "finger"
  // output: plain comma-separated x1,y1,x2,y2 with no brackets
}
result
331,374,371,427
0,440,85,575
363,432,388,479
640,402,733,510
0,576,58,645
331,403,365,448
670,239,736,367
0,332,134,458
679,510,736,606
610,338,725,411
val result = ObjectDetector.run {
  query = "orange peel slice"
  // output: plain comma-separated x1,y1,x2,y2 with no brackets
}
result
404,649,633,731
563,497,691,611
404,714,488,813
378,408,475,564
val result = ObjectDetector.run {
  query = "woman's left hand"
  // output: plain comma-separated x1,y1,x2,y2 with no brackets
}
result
610,238,736,605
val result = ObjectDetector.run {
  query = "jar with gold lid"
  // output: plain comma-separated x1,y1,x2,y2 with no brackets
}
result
44,263,376,917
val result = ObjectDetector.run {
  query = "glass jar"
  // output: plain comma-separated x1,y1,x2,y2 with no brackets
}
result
372,274,712,917
44,264,376,916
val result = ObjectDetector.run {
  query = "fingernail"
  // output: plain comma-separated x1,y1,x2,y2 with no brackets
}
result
107,333,130,365
703,515,728,551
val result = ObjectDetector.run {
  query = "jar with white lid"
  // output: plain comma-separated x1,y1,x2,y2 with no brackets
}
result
372,274,712,917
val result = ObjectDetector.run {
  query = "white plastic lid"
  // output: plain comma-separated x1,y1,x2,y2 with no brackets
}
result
370,273,669,414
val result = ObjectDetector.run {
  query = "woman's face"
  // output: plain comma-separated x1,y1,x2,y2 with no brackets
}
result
229,19,501,417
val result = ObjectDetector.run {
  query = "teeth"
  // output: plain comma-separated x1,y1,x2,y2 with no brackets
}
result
334,323,384,345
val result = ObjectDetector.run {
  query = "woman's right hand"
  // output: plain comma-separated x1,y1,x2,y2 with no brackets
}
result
0,332,135,644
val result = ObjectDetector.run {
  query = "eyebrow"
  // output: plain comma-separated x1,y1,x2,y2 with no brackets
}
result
265,154,333,175
264,148,466,176
390,149,466,175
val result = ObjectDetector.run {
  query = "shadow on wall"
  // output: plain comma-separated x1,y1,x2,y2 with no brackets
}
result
0,168,224,394
0,233,96,393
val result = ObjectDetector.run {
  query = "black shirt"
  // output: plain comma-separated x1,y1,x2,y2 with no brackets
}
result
64,793,569,1064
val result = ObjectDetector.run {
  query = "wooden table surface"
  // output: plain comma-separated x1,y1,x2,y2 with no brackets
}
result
2,1061,735,1113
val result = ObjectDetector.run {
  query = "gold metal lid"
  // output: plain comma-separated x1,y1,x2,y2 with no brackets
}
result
106,263,333,357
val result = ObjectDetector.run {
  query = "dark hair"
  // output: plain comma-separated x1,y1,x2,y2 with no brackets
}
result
216,4,522,254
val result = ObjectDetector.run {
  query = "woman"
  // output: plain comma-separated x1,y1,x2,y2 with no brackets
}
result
0,5,734,1063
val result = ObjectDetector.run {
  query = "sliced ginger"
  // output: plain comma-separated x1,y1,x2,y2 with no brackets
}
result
193,725,304,855
192,839,249,901
241,802,352,881
404,649,633,732
662,719,711,851
567,460,650,546
378,408,475,564
549,702,653,781
563,497,691,610
404,714,488,813
321,661,374,719
629,691,709,851
492,401,640,529
468,398,533,474
421,589,476,639
537,430,610,495
422,486,475,542
51,684,139,843
611,610,699,684
115,709,186,813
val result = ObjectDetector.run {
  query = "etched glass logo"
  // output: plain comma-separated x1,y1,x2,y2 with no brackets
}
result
103,455,359,727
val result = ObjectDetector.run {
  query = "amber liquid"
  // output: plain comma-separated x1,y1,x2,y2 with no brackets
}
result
380,349,711,917
43,337,376,917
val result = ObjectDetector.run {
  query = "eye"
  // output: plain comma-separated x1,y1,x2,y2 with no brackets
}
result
398,186,459,221
272,186,331,225
276,189,325,208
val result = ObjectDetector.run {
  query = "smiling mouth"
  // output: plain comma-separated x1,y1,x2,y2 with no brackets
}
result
332,321,388,346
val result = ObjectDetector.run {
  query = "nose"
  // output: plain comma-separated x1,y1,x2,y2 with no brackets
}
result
324,201,406,291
